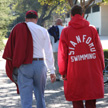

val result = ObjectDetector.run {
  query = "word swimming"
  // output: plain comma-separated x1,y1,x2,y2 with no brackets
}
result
71,53,96,62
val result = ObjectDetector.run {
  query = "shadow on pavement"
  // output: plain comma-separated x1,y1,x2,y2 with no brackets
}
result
0,69,108,108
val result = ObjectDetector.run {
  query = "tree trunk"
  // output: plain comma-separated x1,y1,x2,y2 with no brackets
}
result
37,3,60,26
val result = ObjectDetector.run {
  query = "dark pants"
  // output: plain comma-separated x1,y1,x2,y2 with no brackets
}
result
72,99,96,108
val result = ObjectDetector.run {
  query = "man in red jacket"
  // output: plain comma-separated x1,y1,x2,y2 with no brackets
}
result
58,5,105,108
3,10,56,108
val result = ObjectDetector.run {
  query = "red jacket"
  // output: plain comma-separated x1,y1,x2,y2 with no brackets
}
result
58,14,105,101
2,22,33,94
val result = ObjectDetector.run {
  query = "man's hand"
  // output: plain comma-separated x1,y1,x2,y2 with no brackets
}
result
61,74,67,80
50,74,56,83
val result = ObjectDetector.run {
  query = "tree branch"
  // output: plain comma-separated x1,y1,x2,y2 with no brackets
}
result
85,0,95,9
40,4,49,19
37,4,49,25
43,3,60,21
85,0,95,19
37,2,60,26
67,0,73,7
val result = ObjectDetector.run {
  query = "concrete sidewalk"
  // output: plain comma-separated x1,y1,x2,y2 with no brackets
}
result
100,36,108,49
0,59,108,108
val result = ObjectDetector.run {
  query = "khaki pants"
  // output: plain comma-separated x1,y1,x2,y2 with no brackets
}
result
53,52,60,79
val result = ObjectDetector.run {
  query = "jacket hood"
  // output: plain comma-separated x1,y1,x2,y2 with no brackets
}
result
68,14,89,29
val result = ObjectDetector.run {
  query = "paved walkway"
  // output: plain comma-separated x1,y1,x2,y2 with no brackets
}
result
0,36,108,108
0,57,108,108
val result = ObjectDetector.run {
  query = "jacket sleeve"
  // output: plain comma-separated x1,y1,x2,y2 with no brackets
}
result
90,26,105,70
95,33,105,70
58,28,68,75
43,30,55,74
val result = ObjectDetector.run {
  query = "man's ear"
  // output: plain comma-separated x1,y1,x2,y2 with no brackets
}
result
35,18,38,24
25,18,27,22
71,15,73,18
82,13,84,17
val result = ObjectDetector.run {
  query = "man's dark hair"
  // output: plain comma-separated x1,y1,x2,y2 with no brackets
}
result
26,12,38,19
71,5,83,16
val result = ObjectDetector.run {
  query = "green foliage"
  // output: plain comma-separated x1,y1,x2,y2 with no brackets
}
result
38,0,64,6
10,0,68,27
8,0,47,27
103,0,108,3
38,0,70,15
0,0,17,37
0,0,41,37
0,36,4,51
0,0,69,36
13,0,41,17
104,49,108,59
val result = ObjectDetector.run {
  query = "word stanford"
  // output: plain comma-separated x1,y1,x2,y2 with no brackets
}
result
68,35,96,62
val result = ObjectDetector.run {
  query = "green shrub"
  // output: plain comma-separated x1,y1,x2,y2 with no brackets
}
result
104,49,108,59
0,36,4,51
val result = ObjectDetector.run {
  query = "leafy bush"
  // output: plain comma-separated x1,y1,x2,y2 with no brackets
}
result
104,49,108,59
0,37,4,51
